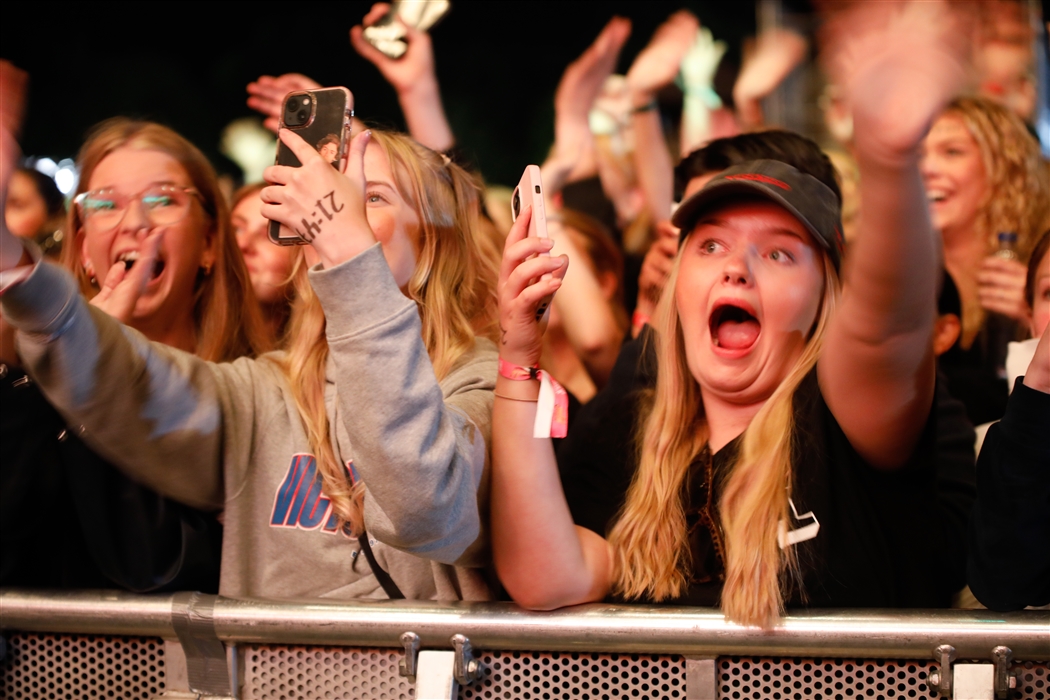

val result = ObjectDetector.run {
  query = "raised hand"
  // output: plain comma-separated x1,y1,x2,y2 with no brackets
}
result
634,221,679,332
350,3,435,95
625,11,699,100
349,2,454,152
732,28,807,129
247,73,322,133
261,129,374,270
822,0,973,160
1,60,29,272
978,256,1030,323
497,207,568,368
545,16,631,192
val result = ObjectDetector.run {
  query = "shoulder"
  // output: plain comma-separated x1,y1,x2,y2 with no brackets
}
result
441,338,498,395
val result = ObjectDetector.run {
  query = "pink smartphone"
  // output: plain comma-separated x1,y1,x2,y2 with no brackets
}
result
511,165,552,320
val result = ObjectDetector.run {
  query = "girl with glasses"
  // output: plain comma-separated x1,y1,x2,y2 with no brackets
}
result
2,89,500,599
2,116,269,592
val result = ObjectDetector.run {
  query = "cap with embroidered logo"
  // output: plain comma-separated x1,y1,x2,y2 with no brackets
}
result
671,159,844,271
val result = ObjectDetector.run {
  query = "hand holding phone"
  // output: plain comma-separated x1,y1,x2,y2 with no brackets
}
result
268,87,353,246
361,0,450,59
511,165,554,320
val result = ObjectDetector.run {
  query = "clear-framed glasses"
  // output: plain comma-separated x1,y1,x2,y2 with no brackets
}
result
74,185,201,232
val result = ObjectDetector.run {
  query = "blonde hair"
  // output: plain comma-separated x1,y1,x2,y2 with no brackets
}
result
279,130,499,533
61,118,270,362
944,96,1050,260
608,247,840,628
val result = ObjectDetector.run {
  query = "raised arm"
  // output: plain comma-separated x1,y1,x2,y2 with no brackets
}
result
818,0,971,469
490,207,611,609
625,11,699,223
350,2,454,153
261,129,492,564
542,17,631,388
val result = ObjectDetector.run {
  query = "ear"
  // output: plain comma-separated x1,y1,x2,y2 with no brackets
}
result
598,269,619,303
933,313,961,356
200,224,219,273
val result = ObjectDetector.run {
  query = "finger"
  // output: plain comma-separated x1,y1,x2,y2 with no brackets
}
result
262,164,298,186
259,184,289,205
94,262,126,301
977,271,1025,289
502,205,533,249
350,25,392,65
515,275,565,316
346,129,371,181
363,2,391,27
263,117,280,133
505,255,568,299
979,256,1026,275
278,128,323,165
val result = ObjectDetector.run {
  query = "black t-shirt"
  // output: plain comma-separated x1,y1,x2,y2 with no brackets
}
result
558,329,977,608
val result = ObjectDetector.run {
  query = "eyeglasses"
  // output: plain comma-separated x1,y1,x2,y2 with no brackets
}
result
74,185,201,232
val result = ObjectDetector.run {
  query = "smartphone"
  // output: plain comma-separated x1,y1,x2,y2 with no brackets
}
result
268,87,354,246
362,0,451,59
511,165,553,321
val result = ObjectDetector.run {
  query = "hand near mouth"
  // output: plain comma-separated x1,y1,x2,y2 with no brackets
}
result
91,232,163,323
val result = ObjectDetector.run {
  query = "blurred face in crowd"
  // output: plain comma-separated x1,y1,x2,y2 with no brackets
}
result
1032,248,1050,339
676,199,824,407
5,170,49,238
232,193,295,305
79,148,215,324
920,113,989,239
363,142,419,289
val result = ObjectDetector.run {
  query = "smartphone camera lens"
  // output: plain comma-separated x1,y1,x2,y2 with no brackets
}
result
512,189,521,218
287,97,300,112
297,109,309,123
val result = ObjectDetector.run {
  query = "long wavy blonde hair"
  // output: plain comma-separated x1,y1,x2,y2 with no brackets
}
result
608,245,840,628
944,96,1050,260
61,118,270,362
278,130,499,534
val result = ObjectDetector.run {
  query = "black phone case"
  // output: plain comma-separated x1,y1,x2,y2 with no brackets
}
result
268,87,353,245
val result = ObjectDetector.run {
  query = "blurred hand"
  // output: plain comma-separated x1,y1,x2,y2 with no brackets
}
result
497,207,568,368
546,17,631,194
90,231,162,322
247,73,322,133
822,0,972,159
625,11,699,99
350,3,436,96
733,28,807,128
1,61,28,272
261,129,375,269
680,27,727,99
635,220,679,318
978,255,1030,323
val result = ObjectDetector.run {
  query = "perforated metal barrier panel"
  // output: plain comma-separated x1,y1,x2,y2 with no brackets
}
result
0,633,166,700
2,635,1047,699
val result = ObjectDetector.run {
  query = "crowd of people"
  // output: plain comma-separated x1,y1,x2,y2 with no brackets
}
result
1,0,1048,627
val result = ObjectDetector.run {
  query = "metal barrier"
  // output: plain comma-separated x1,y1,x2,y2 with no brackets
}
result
1,589,1047,699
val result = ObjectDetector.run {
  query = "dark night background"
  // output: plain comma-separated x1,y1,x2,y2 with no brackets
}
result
4,1,757,187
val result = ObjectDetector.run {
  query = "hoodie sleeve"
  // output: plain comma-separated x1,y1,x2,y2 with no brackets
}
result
309,243,495,566
2,260,261,512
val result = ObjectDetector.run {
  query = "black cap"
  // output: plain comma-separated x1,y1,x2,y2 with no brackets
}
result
672,159,844,271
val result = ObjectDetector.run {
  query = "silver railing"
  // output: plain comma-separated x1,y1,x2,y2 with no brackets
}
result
2,589,1048,699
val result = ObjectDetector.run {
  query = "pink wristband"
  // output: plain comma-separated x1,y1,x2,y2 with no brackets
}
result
498,358,569,439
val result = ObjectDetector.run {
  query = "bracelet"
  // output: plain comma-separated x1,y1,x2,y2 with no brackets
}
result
631,310,651,332
497,358,569,438
498,358,540,381
631,100,659,114
494,392,538,402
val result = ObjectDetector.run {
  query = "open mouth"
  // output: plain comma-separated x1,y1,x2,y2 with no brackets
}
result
926,189,949,204
117,251,166,281
709,302,760,351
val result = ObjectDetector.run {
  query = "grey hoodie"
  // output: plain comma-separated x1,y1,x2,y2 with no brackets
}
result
2,244,496,600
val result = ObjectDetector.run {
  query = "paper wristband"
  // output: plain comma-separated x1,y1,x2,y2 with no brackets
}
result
497,358,569,439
